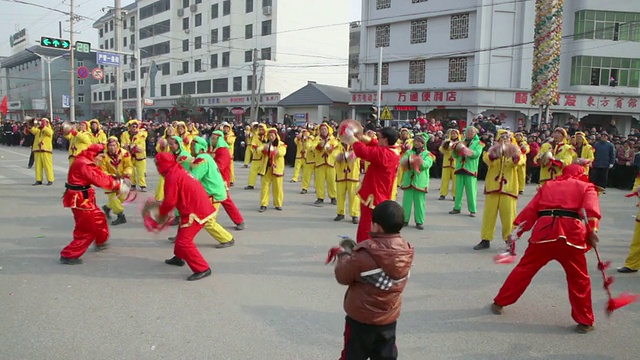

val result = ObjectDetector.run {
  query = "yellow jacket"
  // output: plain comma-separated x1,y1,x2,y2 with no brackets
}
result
258,131,287,176
102,146,134,179
482,150,525,197
65,129,92,158
439,141,456,169
251,124,269,161
535,142,574,182
88,119,107,144
335,143,361,182
225,132,236,156
30,123,54,153
314,135,339,168
303,135,316,164
517,141,530,165
294,130,311,159
120,129,148,161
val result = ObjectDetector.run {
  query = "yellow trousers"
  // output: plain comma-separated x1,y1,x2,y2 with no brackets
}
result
34,152,54,182
396,167,404,187
107,192,126,215
623,212,640,270
230,160,236,183
315,166,337,199
132,159,147,188
260,171,284,207
292,158,303,182
155,176,165,201
481,193,517,241
391,177,398,201
440,167,456,197
68,156,75,167
248,159,261,187
302,163,315,190
243,148,252,166
337,181,360,217
204,203,233,243
517,165,526,192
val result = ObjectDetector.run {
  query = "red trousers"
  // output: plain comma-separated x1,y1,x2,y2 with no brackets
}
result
61,208,109,259
356,204,373,243
494,240,594,326
174,222,210,273
221,191,244,225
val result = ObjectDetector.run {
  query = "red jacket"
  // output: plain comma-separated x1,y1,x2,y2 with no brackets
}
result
156,152,216,227
63,145,121,210
213,146,232,187
515,165,600,250
353,139,400,209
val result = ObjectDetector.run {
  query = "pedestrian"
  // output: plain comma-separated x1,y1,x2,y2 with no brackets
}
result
29,118,55,186
258,128,287,212
591,133,615,189
332,200,414,360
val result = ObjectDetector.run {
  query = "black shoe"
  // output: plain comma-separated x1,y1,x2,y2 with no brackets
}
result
490,303,503,315
131,185,137,191
469,212,476,218
111,214,127,226
95,243,109,251
290,180,297,183
438,196,445,200
165,256,185,267
314,199,324,205
259,206,267,213
168,236,176,243
102,205,112,220
575,324,594,334
187,268,212,281
473,240,491,250
46,181,53,186
275,207,283,211
416,224,424,230
330,198,337,205
32,181,43,186
230,182,234,187
235,222,245,231
518,191,524,195
244,185,254,190
214,239,235,249
352,217,359,224
140,187,147,193
59,256,83,265
300,189,308,194
449,210,461,214
170,217,180,226
452,197,455,202
334,214,345,221
403,222,409,227
617,266,638,273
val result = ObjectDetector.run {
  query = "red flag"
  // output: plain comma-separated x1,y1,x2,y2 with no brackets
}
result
0,96,7,116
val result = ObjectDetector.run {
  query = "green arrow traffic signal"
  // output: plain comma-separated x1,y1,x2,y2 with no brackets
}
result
40,36,71,49
62,41,69,49
42,38,51,46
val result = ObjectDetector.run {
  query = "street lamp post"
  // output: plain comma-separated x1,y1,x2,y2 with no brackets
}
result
26,49,64,122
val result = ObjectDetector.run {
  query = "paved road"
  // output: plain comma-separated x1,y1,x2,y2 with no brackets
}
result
0,145,639,360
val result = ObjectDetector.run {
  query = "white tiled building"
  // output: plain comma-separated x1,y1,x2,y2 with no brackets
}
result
351,0,640,133
91,0,349,123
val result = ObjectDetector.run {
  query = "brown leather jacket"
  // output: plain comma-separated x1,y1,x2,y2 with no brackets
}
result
334,233,414,325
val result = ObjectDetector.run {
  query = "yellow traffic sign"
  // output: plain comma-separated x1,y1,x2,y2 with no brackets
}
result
380,106,394,121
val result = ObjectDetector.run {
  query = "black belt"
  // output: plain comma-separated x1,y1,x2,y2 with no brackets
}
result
538,210,581,219
65,183,90,191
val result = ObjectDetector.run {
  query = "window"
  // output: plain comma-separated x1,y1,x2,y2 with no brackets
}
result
183,17,189,30
78,93,85,103
247,75,253,90
373,63,389,85
410,19,427,44
128,88,137,99
223,26,230,41
245,50,253,62
93,92,97,102
123,20,127,29
262,20,272,35
195,36,202,49
77,79,84,86
450,13,469,40
131,34,135,45
104,23,108,33
170,83,182,96
77,60,84,67
571,55,640,88
110,20,114,31
123,36,128,47
131,16,135,28
110,38,114,48
182,61,189,74
222,51,230,67
161,63,170,75
196,0,202,3
182,0,189,8
211,29,219,43
211,53,218,68
233,76,242,91
245,24,253,39
376,0,390,10
574,10,640,42
104,91,112,101
261,47,271,60
140,20,171,40
183,81,195,95
195,13,202,27
99,29,103,37
195,59,202,72
99,92,103,101
197,80,211,93
223,0,230,15
211,3,219,18
412,0,428,2
161,84,167,97
246,0,253,13
409,60,426,84
213,78,228,93
183,39,189,51
263,0,271,6
375,25,390,47
448,57,467,82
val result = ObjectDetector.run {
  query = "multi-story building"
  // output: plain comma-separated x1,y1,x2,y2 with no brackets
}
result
349,21,361,88
91,0,349,123
351,0,640,133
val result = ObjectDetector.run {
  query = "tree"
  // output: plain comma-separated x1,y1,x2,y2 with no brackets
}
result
174,94,198,120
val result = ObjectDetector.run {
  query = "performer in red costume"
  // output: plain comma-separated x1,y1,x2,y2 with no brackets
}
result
60,144,128,264
346,127,400,243
210,130,245,230
491,164,601,334
155,152,213,281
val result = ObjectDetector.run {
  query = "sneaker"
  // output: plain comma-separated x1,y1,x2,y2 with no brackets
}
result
214,239,235,249
314,199,324,205
617,266,638,273
167,236,176,243
403,222,409,227
518,190,524,195
140,187,147,193
164,256,185,267
352,217,359,224
244,185,254,190
469,212,476,217
187,268,212,281
449,209,461,214
300,189,308,194
334,214,345,221
32,181,43,186
235,222,245,231
46,181,53,186
102,205,112,220
575,324,594,334
230,182,234,187
473,240,491,250
95,243,109,251
259,206,267,213
490,303,503,315
416,224,424,230
438,196,445,200
275,207,283,211
111,214,127,226
330,198,337,205
59,256,83,265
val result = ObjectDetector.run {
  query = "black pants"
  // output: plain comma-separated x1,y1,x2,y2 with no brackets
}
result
340,316,397,360
591,167,609,189
28,151,34,168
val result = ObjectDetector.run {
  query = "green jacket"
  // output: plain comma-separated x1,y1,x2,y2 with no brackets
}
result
171,136,192,171
189,137,227,202
400,149,434,192
453,134,483,177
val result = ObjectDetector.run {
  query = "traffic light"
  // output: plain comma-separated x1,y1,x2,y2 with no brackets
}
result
75,41,91,53
370,106,378,121
40,36,70,50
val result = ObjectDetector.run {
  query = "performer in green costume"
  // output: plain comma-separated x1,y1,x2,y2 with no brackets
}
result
400,133,434,230
449,126,483,217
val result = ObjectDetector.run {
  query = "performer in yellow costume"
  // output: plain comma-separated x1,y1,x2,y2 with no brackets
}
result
101,137,133,226
154,126,176,201
620,179,640,273
220,122,236,185
439,128,459,200
313,123,339,205
120,120,148,191
534,127,574,184
514,132,530,195
395,128,413,189
300,129,316,194
30,118,54,185
187,122,199,139
243,124,255,168
572,131,595,176
474,130,525,251
88,119,107,145
334,141,360,224
246,123,268,190
175,121,195,149
389,143,402,201
258,128,287,212
291,130,307,183
65,121,91,166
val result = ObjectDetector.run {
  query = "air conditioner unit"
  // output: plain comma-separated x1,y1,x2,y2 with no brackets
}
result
177,9,184,17
262,6,272,15
130,24,135,32
129,44,135,50
190,4,197,12
177,70,184,75
184,29,190,34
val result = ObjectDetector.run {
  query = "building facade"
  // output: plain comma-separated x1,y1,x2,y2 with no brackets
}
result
91,0,349,123
349,21,361,88
351,0,640,133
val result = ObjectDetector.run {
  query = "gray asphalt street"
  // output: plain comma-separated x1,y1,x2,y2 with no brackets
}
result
1,145,639,360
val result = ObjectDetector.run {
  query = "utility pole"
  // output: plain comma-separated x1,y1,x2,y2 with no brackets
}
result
376,46,383,127
114,0,123,123
69,0,75,122
135,3,142,121
251,48,258,122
